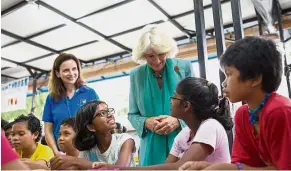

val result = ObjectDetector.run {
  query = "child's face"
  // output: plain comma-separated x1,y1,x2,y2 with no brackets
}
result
58,125,76,153
91,103,116,133
222,65,253,103
11,122,38,151
170,93,186,120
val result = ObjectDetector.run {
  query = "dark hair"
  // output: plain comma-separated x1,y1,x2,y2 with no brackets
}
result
13,114,42,142
1,118,9,130
116,122,122,129
114,123,127,133
61,117,77,132
49,53,85,101
4,121,14,132
41,136,47,145
176,77,234,130
220,36,282,93
74,100,107,151
122,126,127,133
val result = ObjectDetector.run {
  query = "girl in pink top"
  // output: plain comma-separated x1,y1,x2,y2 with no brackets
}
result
98,77,233,170
166,77,232,164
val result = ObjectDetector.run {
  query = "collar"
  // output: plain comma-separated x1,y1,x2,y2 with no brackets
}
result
76,85,89,94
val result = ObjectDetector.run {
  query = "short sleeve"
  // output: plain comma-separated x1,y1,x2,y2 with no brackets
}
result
78,151,88,160
264,107,291,170
117,133,135,150
42,95,53,123
89,88,99,101
170,128,189,157
34,145,54,162
192,119,219,150
1,133,19,165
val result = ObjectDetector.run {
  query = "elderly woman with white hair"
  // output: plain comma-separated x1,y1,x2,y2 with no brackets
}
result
128,24,194,166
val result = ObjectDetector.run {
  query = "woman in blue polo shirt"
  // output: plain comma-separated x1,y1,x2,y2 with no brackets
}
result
42,53,99,156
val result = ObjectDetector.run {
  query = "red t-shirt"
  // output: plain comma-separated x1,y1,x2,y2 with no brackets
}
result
1,132,19,165
231,92,291,170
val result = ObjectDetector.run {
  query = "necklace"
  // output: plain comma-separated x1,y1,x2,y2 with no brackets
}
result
153,72,162,79
248,93,271,125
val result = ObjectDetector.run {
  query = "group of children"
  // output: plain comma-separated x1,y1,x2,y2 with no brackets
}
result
2,36,291,170
1,109,130,170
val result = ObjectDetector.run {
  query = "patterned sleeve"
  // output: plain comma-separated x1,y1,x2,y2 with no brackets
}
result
185,60,194,77
128,71,148,138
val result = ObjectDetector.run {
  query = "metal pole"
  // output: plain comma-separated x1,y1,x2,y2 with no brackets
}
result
31,77,37,113
212,0,233,155
274,0,291,98
231,0,246,105
255,9,264,36
231,0,244,40
212,0,226,93
193,0,208,79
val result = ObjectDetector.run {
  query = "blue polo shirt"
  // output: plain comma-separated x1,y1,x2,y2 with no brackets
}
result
42,85,99,143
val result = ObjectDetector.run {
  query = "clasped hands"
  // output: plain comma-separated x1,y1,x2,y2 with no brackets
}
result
145,115,180,135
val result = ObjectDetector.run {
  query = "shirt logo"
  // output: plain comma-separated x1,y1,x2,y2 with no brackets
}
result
80,99,87,106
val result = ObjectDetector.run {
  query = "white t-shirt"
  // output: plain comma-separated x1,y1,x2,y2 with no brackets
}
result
170,118,231,163
79,133,136,166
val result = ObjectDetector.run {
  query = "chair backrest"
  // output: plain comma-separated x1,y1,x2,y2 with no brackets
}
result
226,129,234,156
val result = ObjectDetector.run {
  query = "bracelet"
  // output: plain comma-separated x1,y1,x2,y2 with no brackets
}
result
235,162,243,171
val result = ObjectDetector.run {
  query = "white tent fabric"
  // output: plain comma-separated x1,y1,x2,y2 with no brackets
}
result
1,0,291,80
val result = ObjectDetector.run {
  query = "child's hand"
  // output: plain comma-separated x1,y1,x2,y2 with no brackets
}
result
179,161,211,170
49,155,76,170
92,162,107,169
20,158,33,166
53,149,62,156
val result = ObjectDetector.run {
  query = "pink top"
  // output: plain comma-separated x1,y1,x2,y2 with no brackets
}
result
1,132,19,165
170,119,231,163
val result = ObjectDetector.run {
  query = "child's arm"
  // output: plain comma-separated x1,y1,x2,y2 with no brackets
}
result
115,139,135,167
104,142,212,170
204,163,277,170
164,154,179,163
102,121,215,170
179,162,276,170
21,159,49,170
49,155,93,170
75,138,136,169
2,158,29,170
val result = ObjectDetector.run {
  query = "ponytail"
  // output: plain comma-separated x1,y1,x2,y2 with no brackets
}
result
213,97,234,130
176,77,234,131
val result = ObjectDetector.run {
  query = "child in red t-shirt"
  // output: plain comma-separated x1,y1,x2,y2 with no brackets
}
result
179,37,291,170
